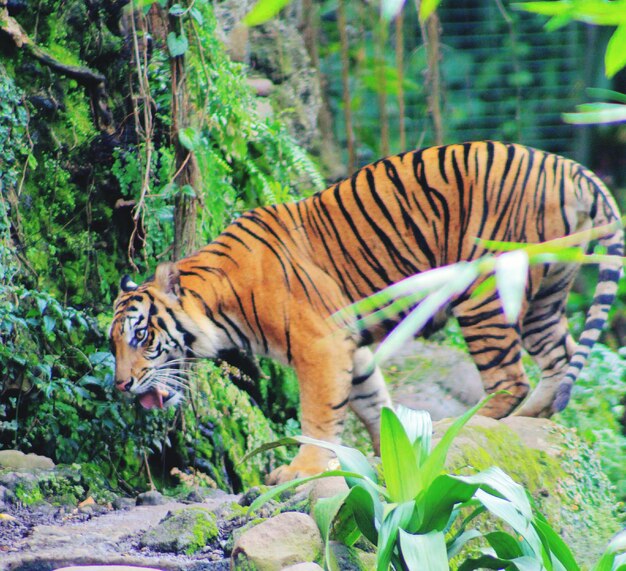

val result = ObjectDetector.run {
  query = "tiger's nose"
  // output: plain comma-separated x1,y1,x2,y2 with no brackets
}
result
116,379,133,392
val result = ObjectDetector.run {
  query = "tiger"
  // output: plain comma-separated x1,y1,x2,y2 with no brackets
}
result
110,141,624,484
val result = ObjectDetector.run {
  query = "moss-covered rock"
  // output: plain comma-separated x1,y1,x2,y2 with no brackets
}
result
437,416,621,569
140,506,219,555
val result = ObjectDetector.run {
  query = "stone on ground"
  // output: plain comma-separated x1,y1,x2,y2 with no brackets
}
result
0,450,55,471
140,506,219,554
231,512,323,570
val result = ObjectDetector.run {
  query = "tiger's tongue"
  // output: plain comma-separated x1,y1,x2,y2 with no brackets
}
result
139,390,164,410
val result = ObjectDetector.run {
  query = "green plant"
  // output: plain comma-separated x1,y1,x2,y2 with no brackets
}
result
247,396,585,570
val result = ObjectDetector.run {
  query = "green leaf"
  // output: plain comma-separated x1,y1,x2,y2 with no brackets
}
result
314,491,359,571
447,529,483,559
345,484,381,545
419,0,442,22
563,103,626,125
533,515,579,570
377,501,416,571
606,24,626,78
399,529,448,571
415,474,480,532
190,7,203,24
395,404,432,465
181,184,196,198
178,126,200,150
586,87,626,104
474,490,544,562
375,263,478,363
242,434,382,494
495,249,529,323
247,468,366,513
242,0,292,26
380,407,422,502
167,31,189,57
168,3,185,16
420,393,499,488
485,531,525,559
43,315,56,333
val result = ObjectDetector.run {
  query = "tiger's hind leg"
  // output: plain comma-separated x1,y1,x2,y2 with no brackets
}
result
349,347,393,454
515,266,578,417
455,293,529,418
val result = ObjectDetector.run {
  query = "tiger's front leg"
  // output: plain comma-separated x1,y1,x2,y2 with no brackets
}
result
266,329,356,485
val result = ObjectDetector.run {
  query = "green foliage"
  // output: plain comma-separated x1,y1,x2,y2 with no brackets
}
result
559,344,626,500
249,399,582,570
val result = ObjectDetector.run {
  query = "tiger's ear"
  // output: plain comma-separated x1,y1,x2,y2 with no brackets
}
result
120,275,138,292
154,262,180,296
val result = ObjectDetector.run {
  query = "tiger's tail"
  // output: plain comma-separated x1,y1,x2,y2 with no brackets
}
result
552,168,624,413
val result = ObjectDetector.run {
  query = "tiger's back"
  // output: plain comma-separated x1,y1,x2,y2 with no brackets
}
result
111,141,624,484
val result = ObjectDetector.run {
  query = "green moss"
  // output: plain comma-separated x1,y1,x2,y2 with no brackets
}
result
141,507,219,555
14,482,44,505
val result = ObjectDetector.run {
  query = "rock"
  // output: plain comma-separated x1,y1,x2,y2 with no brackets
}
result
328,541,375,570
282,564,324,571
232,512,323,570
247,77,274,97
55,567,164,571
0,450,55,471
140,506,219,555
436,416,620,568
308,477,348,511
136,490,165,506
112,496,135,510
386,339,484,421
2,501,191,570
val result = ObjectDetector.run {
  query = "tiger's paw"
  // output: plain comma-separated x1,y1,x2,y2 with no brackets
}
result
265,446,334,485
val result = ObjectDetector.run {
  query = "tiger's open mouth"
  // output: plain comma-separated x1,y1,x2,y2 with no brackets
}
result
138,387,175,410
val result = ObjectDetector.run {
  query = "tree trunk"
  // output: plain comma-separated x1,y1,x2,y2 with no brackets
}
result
169,8,200,260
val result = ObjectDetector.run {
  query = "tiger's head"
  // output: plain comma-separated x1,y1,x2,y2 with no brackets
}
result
109,262,197,410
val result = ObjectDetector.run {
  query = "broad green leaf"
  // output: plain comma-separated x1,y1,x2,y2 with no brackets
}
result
458,554,516,570
586,87,626,104
447,529,483,559
168,3,185,16
485,531,525,559
243,0,292,26
314,492,360,571
533,515,580,570
399,529,448,571
395,404,432,465
419,0,441,22
381,0,406,21
593,530,626,571
495,249,529,323
190,7,203,24
345,484,381,545
511,1,571,17
414,474,480,532
167,32,189,57
420,393,499,488
606,24,626,78
474,490,544,563
458,467,532,520
564,103,626,125
178,126,200,150
377,501,416,571
380,407,422,502
247,468,366,513
241,434,379,488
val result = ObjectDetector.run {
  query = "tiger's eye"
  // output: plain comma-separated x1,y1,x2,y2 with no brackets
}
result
135,329,146,341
